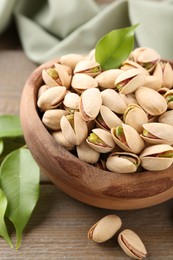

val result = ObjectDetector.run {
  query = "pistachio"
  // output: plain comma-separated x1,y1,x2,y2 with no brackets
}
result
42,109,68,130
101,89,127,114
74,59,101,77
71,73,98,93
106,152,140,173
37,86,67,111
114,68,146,94
158,110,173,126
86,128,115,153
37,84,51,98
59,53,85,70
111,124,145,154
95,69,122,89
76,141,100,164
123,104,148,133
164,89,173,109
118,229,147,259
52,131,74,151
141,122,173,145
140,144,173,171
54,63,72,89
80,88,102,121
60,111,88,145
161,61,173,89
88,214,122,243
135,87,167,116
95,105,123,131
63,92,80,113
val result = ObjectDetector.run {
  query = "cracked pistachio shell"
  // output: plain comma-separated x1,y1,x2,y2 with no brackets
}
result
37,86,67,111
121,60,149,74
42,68,59,86
161,62,173,89
59,53,85,70
96,105,123,130
76,141,100,164
101,89,127,114
42,109,68,130
164,89,173,109
135,87,167,116
60,111,88,145
118,229,147,259
111,123,145,154
95,69,122,89
158,110,173,126
80,88,102,121
74,59,101,77
123,104,148,133
86,128,115,153
140,144,173,171
52,131,74,151
115,69,146,94
88,214,122,243
63,92,80,113
71,73,98,93
54,63,71,89
142,75,162,90
106,152,140,174
132,47,160,71
141,122,173,145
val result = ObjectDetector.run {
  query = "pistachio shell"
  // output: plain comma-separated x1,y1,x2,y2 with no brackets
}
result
80,88,102,121
142,75,162,90
101,89,127,114
37,85,51,98
162,62,173,89
106,152,140,173
119,93,138,105
59,53,85,70
63,92,80,112
115,69,146,94
52,131,74,151
158,110,173,126
86,128,115,153
71,73,98,93
42,68,59,86
157,87,170,95
141,122,173,145
96,105,123,130
54,63,71,89
88,215,122,243
111,123,145,154
74,59,101,77
140,144,173,171
123,104,148,133
37,86,67,111
42,109,68,130
164,89,173,109
121,60,149,74
118,229,147,259
60,111,88,145
76,141,100,164
95,69,122,89
135,87,167,116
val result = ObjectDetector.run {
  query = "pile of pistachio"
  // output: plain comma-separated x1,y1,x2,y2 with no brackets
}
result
37,47,173,173
88,214,147,259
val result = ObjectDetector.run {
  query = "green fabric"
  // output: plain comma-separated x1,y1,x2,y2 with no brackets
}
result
1,0,173,64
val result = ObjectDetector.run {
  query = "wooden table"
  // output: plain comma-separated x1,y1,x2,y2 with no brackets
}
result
0,23,173,260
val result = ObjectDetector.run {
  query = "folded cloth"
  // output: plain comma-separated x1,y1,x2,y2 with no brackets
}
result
1,0,173,63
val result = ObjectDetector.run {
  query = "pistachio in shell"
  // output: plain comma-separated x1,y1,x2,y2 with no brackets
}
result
42,109,68,130
141,122,173,145
52,131,74,151
118,229,147,259
111,123,145,154
74,59,101,77
158,110,173,126
76,141,100,164
88,214,122,243
106,152,140,173
135,86,167,116
95,69,122,89
86,128,115,153
63,92,80,113
140,144,173,171
164,89,173,109
71,73,98,93
59,53,85,70
161,61,173,89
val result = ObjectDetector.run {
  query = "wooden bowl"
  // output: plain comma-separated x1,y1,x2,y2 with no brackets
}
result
20,59,173,210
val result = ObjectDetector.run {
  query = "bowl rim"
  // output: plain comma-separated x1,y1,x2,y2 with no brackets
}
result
20,58,173,210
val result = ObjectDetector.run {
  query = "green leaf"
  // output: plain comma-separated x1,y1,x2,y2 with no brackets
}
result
0,136,26,165
0,148,40,249
0,139,3,156
0,188,13,247
0,115,23,138
95,24,139,70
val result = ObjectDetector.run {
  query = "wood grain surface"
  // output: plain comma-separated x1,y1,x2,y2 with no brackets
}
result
0,16,173,260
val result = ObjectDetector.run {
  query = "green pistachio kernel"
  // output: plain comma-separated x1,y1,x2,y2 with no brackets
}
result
88,133,104,144
143,129,148,137
166,95,173,103
66,114,74,129
116,126,124,137
47,68,59,80
157,151,173,158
